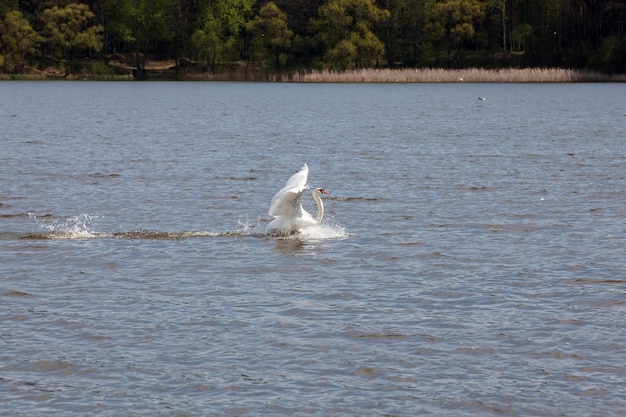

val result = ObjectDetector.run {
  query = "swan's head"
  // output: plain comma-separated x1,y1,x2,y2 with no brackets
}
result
314,188,329,195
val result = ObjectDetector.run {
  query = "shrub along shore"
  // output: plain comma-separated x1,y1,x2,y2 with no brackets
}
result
1,67,624,82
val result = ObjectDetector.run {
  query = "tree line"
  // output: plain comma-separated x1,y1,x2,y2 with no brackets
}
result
0,0,624,76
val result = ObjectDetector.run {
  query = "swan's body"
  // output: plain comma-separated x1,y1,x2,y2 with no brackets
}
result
267,164,328,234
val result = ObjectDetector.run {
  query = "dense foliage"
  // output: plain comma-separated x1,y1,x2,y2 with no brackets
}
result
0,0,624,75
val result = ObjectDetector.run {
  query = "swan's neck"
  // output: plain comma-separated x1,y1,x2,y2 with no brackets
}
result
313,191,324,224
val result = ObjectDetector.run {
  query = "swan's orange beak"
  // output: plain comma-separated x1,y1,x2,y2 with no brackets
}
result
320,189,329,194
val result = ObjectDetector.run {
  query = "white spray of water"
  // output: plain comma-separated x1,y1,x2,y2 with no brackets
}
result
268,216,348,241
295,222,347,241
236,215,262,236
32,213,101,239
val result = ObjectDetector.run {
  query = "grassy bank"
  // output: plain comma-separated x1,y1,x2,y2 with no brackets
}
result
294,68,626,83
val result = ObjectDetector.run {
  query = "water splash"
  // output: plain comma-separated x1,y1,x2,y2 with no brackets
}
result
30,213,102,239
268,218,348,241
296,222,348,241
236,215,263,236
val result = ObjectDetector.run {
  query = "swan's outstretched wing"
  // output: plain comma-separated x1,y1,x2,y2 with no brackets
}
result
269,164,309,218
268,187,308,219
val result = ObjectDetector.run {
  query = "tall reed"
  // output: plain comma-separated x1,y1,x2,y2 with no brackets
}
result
294,68,625,83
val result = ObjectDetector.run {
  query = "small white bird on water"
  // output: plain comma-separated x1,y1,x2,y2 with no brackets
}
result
266,164,328,235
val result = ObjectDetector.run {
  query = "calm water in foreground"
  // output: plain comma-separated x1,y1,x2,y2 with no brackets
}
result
1,81,625,416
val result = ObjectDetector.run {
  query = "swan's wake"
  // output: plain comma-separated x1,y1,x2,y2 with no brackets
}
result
21,213,347,241
23,213,248,240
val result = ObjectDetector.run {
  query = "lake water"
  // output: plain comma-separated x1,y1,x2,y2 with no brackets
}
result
1,81,625,416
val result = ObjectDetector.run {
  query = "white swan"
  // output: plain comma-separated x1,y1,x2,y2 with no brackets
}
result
267,164,328,234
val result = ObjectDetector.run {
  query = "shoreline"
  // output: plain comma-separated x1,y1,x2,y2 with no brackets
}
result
1,67,624,83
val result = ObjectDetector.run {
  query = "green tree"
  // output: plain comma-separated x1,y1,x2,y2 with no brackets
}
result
381,0,428,67
270,0,324,68
0,0,18,17
423,0,485,65
0,10,42,73
247,2,293,70
190,13,222,71
589,35,626,73
311,0,389,70
511,22,533,52
104,0,173,73
40,3,103,74
191,0,255,71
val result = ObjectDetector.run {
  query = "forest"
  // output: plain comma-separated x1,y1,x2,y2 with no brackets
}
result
0,0,624,77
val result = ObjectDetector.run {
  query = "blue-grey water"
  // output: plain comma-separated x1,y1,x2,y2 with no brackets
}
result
1,81,625,416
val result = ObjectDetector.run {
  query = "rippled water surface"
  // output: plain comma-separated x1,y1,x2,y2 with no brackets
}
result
1,81,625,416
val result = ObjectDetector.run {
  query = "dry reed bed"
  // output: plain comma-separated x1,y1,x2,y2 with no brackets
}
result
296,68,625,83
